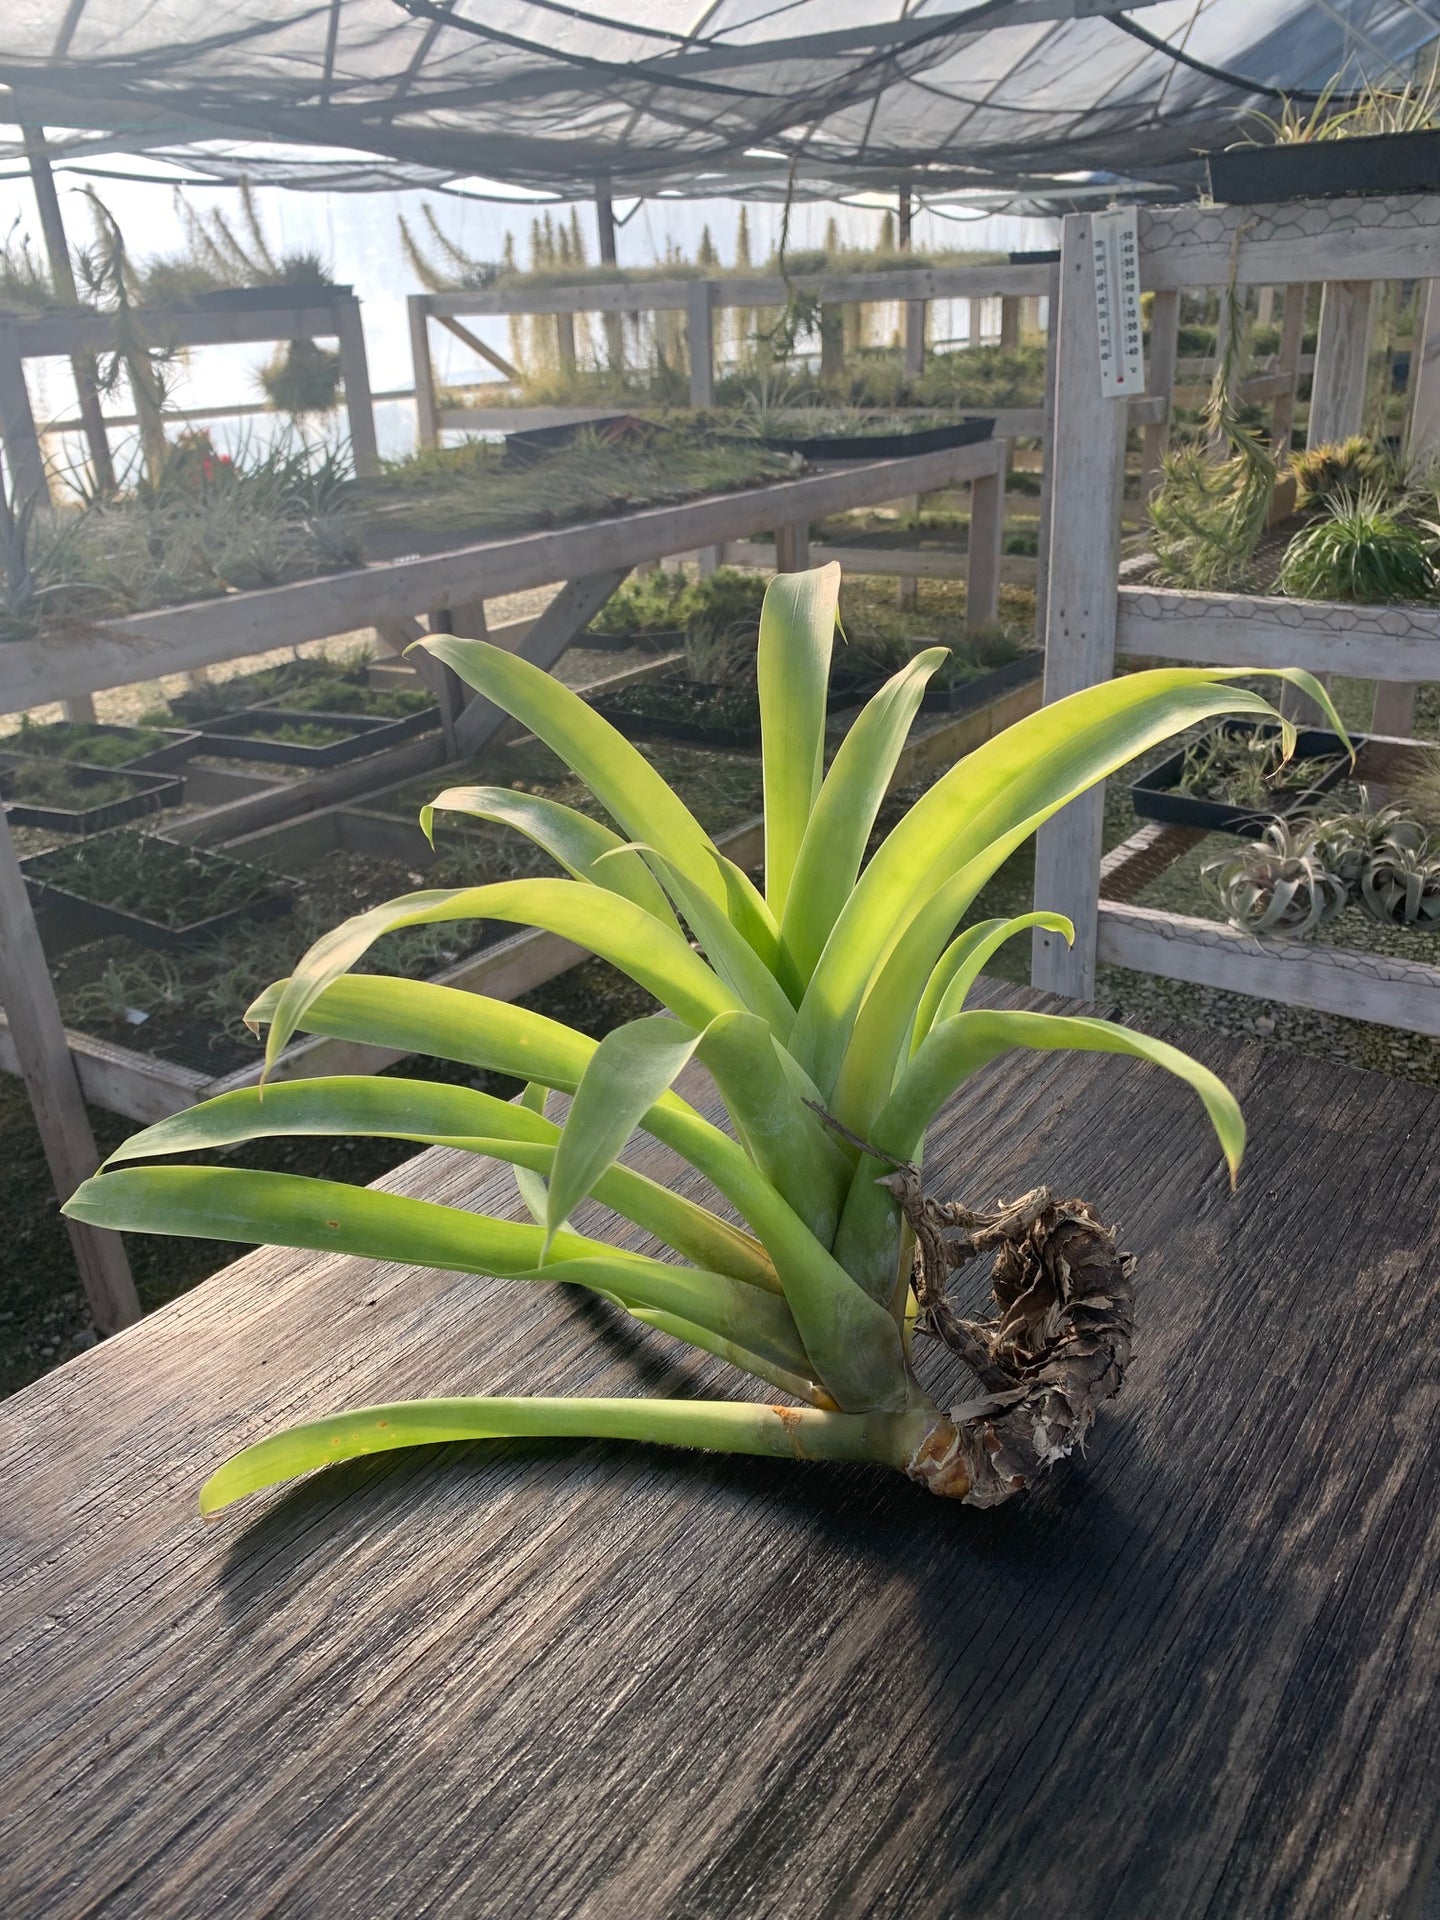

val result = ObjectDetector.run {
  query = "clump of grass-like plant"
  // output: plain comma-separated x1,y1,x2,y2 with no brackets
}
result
1278,489,1438,603
67,565,1340,1515
1288,436,1397,510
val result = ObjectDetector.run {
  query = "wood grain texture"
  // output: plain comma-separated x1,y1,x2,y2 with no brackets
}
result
0,980,1436,1919
1136,194,1440,290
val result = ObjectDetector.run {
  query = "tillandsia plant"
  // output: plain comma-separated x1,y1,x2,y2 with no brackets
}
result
66,565,1342,1516
1202,819,1349,937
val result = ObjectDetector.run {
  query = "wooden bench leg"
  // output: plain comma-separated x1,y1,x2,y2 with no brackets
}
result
966,458,1004,632
774,523,811,572
0,811,139,1334
451,568,629,757
376,614,466,757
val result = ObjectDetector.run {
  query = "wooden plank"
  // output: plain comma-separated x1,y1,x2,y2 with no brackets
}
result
965,457,1004,630
407,295,440,450
2,983,1439,1919
1406,278,1440,458
903,297,926,379
1308,281,1374,447
11,300,360,358
999,294,1020,350
1033,265,1061,640
1031,211,1132,997
773,522,810,572
0,810,139,1331
1115,586,1440,680
452,570,628,755
0,440,1009,716
1136,194,1440,290
1268,284,1307,458
1097,900,1440,1034
0,320,46,502
719,542,1038,587
686,282,716,410
435,314,521,385
334,298,380,479
1141,287,1179,500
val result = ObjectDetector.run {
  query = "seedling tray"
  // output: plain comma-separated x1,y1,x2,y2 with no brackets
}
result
1131,722,1358,837
22,833,295,952
0,758,184,833
574,627,684,653
1206,131,1440,204
920,652,1041,714
191,705,437,766
503,414,645,466
2,721,200,772
587,680,762,749
766,417,995,463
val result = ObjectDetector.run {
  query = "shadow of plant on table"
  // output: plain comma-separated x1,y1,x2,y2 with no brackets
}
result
67,565,1344,1516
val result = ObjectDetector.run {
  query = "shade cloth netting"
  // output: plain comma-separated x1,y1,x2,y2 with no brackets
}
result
0,0,1436,203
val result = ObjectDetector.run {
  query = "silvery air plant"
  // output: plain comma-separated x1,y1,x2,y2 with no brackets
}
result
67,566,1341,1514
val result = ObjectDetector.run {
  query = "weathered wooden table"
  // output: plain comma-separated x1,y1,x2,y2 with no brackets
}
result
2,984,1438,1919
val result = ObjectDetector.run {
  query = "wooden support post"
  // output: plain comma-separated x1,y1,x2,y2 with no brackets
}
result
898,494,920,608
1141,287,1179,499
21,122,115,494
0,318,47,503
0,809,139,1333
334,296,380,477
686,280,716,409
594,186,625,373
408,296,440,450
1031,213,1131,998
1406,278,1440,461
375,614,466,757
1269,283,1307,460
966,456,1004,632
1033,265,1061,643
819,306,844,383
999,296,1020,350
774,522,811,572
556,311,577,375
1256,285,1275,328
1309,281,1373,447
452,569,629,757
898,183,925,381
969,298,984,347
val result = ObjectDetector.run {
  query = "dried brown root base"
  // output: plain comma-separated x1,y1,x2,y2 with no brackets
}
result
893,1194,1137,1508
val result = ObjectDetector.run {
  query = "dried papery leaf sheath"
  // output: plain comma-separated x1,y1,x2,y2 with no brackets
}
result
64,566,1348,1516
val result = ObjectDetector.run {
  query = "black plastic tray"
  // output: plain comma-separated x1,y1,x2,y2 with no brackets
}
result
588,680,762,749
573,628,685,653
2,721,200,772
192,705,438,766
767,417,994,464
21,834,295,951
920,652,1041,714
1207,131,1440,204
0,758,184,832
503,414,644,466
1130,722,1357,837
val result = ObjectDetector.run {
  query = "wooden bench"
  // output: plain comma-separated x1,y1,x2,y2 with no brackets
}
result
1,981,1437,1917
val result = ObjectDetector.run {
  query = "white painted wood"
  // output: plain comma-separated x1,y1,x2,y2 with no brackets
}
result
0,442,1007,716
1369,680,1418,734
334,298,380,478
1309,281,1374,446
11,298,363,359
1116,585,1440,679
720,541,1038,586
999,296,1021,351
1135,196,1440,291
1033,264,1061,640
966,458,1005,630
1031,212,1132,998
1141,287,1180,499
1096,902,1440,1036
0,809,139,1330
1406,279,1440,458
407,295,440,449
1270,285,1309,460
436,313,521,385
903,299,926,379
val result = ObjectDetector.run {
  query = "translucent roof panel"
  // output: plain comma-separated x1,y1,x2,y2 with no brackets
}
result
0,0,1435,202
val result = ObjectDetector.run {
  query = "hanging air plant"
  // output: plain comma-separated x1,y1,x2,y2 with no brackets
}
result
259,339,343,417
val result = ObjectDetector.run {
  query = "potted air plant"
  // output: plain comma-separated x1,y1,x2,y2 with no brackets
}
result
66,565,1340,1515
1207,73,1440,204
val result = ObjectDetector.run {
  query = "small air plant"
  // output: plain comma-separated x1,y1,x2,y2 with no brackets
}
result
1202,819,1348,937
1287,437,1398,510
1278,489,1438,604
1304,795,1426,886
1359,840,1440,928
66,566,1341,1517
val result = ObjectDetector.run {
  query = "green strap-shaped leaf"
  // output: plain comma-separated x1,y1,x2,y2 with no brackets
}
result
831,1008,1246,1298
102,1077,777,1293
758,563,840,920
791,669,1332,1097
419,785,681,930
198,1395,930,1513
779,648,947,987
625,844,797,1034
422,635,773,950
910,912,1073,1055
545,1016,707,1257
513,1080,554,1228
260,876,742,1072
66,1166,811,1383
